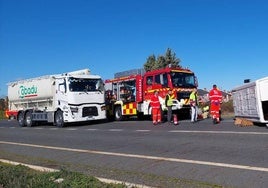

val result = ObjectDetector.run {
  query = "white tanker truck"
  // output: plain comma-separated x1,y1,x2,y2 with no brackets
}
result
7,69,106,127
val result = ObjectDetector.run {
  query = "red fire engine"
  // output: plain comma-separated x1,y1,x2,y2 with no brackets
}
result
105,66,198,121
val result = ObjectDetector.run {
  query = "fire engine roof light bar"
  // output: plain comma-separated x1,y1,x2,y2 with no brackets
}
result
114,68,145,78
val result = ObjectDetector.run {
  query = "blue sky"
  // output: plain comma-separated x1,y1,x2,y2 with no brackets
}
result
1,0,268,97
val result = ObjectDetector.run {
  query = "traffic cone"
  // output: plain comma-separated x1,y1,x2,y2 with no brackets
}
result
173,114,178,125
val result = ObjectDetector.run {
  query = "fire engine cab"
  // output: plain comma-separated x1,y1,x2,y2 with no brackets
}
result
105,66,198,121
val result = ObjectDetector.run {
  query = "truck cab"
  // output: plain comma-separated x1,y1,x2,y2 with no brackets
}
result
143,67,198,113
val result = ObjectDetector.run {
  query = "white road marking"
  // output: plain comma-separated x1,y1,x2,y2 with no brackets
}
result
109,129,123,131
4,126,268,136
87,128,98,131
66,128,77,131
49,128,59,130
135,130,151,132
168,130,268,135
1,141,268,172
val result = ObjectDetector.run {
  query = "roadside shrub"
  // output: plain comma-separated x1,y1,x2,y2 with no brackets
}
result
0,110,7,120
198,100,234,118
221,100,234,114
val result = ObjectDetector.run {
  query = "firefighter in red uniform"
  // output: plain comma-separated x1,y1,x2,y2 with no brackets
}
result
209,84,223,124
150,90,161,125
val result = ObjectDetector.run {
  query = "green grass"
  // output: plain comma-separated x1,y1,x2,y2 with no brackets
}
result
0,162,128,188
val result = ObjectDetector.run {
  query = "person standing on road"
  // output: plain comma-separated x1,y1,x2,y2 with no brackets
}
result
189,87,199,123
165,88,174,124
209,84,223,124
150,90,161,125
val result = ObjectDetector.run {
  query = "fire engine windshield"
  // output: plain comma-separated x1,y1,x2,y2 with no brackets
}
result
68,77,104,92
171,72,196,88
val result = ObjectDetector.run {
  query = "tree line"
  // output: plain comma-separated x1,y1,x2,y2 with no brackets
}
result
143,48,181,71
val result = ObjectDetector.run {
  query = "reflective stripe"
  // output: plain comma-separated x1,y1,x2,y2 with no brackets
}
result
184,98,190,105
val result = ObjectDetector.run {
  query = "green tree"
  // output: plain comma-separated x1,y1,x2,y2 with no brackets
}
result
164,48,181,68
144,48,181,72
0,97,6,111
144,54,156,72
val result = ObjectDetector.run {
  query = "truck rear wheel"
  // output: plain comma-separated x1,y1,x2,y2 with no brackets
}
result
115,106,123,121
55,110,65,127
25,111,33,127
18,112,25,127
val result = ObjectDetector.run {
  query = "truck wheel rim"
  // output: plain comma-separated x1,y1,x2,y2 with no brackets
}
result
26,116,31,125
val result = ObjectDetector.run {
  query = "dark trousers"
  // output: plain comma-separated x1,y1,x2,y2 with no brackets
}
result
167,106,172,122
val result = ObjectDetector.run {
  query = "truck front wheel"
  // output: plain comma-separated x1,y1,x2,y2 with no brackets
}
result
55,110,65,127
18,112,25,127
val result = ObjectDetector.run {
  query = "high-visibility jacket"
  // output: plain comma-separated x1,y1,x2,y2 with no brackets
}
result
189,91,198,106
150,95,160,109
209,88,222,105
165,94,174,107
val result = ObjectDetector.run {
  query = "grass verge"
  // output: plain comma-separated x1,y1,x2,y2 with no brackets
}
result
0,162,128,188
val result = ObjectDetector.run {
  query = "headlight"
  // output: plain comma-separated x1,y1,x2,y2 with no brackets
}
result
101,105,106,111
70,107,79,113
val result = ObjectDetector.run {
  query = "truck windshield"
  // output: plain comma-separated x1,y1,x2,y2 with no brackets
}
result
68,77,104,92
170,72,196,88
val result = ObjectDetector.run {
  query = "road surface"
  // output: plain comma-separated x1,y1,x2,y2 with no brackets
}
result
0,118,268,187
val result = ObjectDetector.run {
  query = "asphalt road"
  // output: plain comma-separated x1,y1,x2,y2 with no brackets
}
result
0,118,268,188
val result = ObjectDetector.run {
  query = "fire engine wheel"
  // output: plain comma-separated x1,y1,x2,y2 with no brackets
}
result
115,106,123,121
25,111,33,127
55,110,65,127
18,112,26,127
